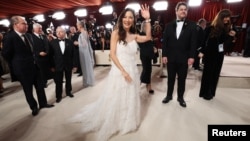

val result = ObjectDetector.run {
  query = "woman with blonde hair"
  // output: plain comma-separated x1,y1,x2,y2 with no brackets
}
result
76,20,95,87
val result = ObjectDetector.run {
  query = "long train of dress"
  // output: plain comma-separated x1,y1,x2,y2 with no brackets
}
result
70,40,141,141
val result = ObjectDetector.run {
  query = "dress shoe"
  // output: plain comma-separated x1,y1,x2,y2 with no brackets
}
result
67,94,74,98
146,84,154,94
148,89,154,94
162,97,172,104
40,104,54,109
203,96,213,100
32,108,39,116
160,75,167,78
56,98,62,103
177,98,186,108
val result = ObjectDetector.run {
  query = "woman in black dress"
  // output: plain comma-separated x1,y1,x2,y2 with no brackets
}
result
199,9,236,100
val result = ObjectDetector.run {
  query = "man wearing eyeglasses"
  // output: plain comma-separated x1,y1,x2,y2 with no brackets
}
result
2,15,54,116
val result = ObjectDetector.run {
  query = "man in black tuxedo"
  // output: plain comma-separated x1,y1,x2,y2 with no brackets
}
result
49,26,77,103
2,16,54,116
32,23,52,88
161,2,197,107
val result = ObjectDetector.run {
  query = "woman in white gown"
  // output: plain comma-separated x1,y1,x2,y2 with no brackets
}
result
71,4,151,141
77,21,95,87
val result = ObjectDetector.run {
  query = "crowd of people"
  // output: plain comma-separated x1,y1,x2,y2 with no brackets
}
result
0,1,246,141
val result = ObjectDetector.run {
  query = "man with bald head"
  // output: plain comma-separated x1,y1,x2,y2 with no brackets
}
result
2,16,54,116
49,26,77,103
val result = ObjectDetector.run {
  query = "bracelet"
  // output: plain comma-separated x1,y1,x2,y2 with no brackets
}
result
144,19,151,23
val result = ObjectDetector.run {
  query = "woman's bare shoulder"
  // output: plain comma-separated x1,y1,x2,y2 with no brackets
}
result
111,30,119,40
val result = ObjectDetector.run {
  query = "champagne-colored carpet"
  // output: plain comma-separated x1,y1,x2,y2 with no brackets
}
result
0,56,249,141
220,56,250,78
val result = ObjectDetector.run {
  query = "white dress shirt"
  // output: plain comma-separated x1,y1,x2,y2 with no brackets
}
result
59,40,65,54
176,21,184,39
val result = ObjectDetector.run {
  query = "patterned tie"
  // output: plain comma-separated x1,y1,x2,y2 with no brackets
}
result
39,34,43,40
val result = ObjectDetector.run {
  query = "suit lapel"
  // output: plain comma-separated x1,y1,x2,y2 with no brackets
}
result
64,40,69,54
14,32,33,52
179,21,188,39
172,21,177,39
56,40,63,55
14,31,26,46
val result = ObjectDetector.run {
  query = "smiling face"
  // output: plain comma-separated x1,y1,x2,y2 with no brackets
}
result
223,16,231,24
122,11,135,31
56,27,66,39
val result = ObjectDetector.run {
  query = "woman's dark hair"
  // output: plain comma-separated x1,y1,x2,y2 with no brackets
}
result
210,9,232,37
116,8,137,45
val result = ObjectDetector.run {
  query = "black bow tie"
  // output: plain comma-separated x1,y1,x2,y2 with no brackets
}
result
177,19,184,22
59,39,65,42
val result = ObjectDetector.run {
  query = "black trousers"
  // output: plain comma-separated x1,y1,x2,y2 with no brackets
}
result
75,47,82,74
54,69,72,99
193,51,200,69
166,62,188,99
17,65,47,110
140,55,152,84
243,39,250,57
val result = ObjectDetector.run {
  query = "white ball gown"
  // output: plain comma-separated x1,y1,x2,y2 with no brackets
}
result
71,40,141,141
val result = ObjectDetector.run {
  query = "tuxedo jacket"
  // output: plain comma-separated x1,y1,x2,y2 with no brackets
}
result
49,39,77,71
162,20,198,63
2,30,35,82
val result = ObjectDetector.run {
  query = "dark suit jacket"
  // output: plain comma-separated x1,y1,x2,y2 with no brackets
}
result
32,34,50,66
49,39,77,71
2,30,34,82
162,20,197,63
69,32,80,44
196,25,206,51
32,34,53,79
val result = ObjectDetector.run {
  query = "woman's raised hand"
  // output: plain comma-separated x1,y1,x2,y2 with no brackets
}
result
140,4,150,20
